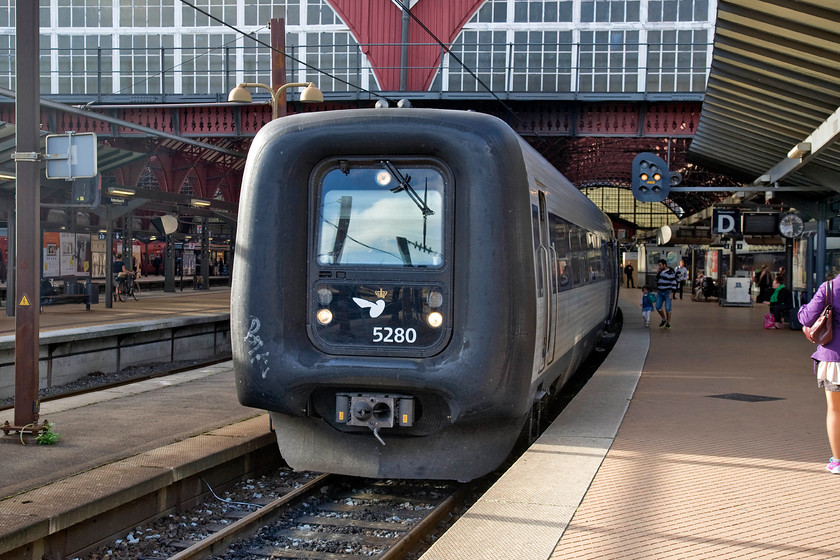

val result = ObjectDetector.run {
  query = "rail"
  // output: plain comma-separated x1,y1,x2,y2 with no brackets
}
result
168,473,334,560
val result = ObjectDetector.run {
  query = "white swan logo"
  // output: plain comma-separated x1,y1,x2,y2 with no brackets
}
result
353,289,387,318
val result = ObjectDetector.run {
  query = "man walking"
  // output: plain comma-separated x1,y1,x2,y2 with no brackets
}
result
655,259,677,328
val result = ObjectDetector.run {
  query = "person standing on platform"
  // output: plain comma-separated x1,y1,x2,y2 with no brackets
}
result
755,265,772,303
655,259,677,329
624,263,635,288
675,259,688,300
797,278,840,474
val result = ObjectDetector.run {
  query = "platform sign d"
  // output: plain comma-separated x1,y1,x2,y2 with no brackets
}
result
713,209,740,235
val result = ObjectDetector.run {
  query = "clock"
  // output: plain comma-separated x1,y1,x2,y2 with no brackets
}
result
779,213,804,239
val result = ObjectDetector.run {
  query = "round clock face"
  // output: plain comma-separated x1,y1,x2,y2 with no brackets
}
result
779,213,804,238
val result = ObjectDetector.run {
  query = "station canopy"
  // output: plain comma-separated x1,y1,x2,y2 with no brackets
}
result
689,0,840,202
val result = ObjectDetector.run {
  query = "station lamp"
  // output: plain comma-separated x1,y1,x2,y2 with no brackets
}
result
227,82,324,120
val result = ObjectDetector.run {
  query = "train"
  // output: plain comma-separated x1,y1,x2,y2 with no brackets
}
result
231,107,620,481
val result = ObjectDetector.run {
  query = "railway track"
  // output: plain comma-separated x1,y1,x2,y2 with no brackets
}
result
186,476,463,560
77,470,465,560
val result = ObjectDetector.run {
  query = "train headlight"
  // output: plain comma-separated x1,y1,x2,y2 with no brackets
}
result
427,290,443,308
376,171,392,186
427,311,443,328
317,288,333,305
316,308,333,325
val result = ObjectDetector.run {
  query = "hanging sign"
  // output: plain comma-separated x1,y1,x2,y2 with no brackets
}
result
713,209,740,235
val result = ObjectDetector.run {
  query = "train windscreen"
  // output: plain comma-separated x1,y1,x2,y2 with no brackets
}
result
315,161,445,268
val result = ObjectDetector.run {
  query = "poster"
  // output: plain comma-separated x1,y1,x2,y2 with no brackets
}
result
182,252,196,276
43,231,60,278
793,239,806,291
75,233,91,276
60,232,76,276
707,250,719,277
91,239,106,278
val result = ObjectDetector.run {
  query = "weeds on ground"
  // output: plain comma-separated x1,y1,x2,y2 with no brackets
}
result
35,422,60,445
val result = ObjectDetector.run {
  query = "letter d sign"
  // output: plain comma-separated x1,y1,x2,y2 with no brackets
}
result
713,209,740,235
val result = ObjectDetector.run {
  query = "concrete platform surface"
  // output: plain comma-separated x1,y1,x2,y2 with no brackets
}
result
425,289,839,560
0,362,259,499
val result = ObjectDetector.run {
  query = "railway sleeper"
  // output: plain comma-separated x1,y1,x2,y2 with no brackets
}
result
297,515,413,531
315,503,427,518
276,528,397,546
248,548,373,559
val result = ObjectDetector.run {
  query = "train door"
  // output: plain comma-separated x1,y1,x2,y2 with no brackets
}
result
537,191,558,370
605,240,620,326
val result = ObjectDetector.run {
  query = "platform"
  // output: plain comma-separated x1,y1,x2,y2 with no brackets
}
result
0,284,231,337
2,287,837,559
0,286,234,399
0,363,274,559
423,289,839,560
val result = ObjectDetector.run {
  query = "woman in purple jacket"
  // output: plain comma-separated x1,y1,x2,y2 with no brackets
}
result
798,279,840,474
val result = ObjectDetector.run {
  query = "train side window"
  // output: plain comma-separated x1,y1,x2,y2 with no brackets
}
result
571,254,585,285
548,213,571,290
569,227,582,253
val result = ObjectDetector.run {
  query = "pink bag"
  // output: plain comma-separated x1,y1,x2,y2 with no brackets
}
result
764,313,776,329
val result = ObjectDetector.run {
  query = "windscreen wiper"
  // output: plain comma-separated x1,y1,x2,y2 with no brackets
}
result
381,160,434,216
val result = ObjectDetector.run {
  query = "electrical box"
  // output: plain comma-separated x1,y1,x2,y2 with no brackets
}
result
723,277,753,306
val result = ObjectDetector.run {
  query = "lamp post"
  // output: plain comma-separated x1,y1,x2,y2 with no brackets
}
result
227,82,323,120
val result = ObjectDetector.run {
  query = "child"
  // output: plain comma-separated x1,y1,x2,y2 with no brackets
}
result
641,286,655,327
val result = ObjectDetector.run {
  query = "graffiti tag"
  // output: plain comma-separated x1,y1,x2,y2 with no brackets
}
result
244,316,270,379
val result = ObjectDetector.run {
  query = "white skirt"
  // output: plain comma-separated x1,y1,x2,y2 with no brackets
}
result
817,361,840,384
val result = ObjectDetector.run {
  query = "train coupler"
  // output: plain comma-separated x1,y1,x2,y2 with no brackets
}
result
335,393,415,445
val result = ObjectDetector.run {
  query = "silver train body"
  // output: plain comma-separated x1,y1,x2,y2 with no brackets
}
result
232,108,619,481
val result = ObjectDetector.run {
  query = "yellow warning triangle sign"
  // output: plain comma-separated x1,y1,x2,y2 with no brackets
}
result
19,295,30,306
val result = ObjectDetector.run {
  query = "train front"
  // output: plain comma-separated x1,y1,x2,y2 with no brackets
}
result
232,108,537,481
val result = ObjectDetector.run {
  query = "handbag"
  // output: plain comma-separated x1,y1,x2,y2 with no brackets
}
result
803,280,834,345
764,313,776,329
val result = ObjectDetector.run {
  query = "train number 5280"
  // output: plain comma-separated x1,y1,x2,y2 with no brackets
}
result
372,327,417,344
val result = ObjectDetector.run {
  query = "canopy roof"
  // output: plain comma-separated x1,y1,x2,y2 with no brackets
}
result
689,0,840,197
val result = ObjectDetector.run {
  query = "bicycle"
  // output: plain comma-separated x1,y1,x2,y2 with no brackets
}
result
115,273,141,302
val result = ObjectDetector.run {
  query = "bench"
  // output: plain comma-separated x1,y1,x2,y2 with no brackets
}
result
40,280,98,311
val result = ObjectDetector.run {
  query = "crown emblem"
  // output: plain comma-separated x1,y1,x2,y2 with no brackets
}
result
375,289,387,299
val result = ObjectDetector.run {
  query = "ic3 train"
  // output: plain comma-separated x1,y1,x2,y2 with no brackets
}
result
232,108,620,481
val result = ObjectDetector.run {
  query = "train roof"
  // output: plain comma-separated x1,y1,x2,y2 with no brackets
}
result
251,107,614,237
